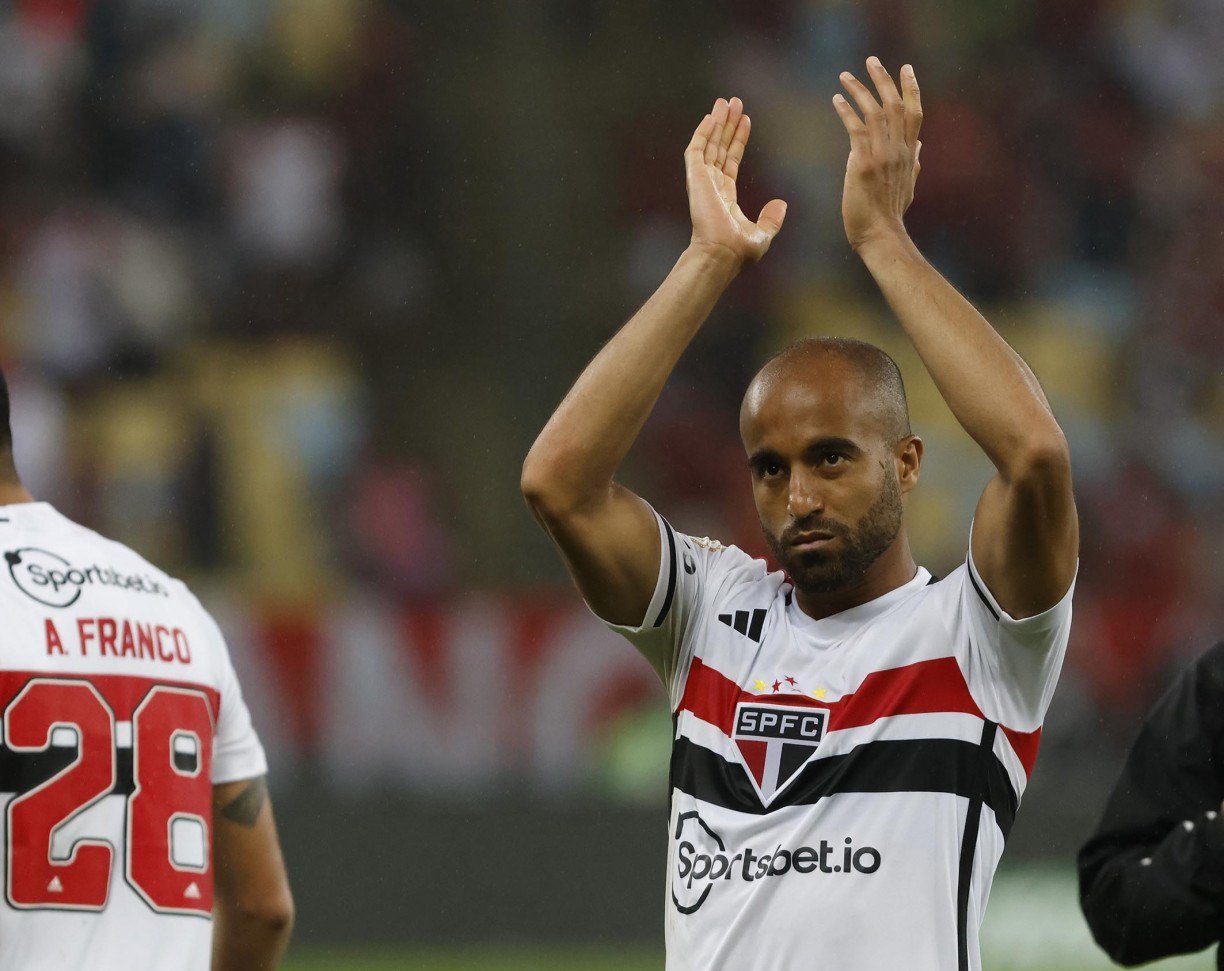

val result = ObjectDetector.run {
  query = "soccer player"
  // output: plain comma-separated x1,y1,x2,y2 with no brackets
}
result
522,57,1078,969
0,372,293,968
1078,639,1224,968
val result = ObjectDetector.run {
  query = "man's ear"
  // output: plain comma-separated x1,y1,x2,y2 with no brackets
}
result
896,435,922,493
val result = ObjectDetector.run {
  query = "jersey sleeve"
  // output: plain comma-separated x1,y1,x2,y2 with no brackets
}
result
591,505,751,709
953,519,1078,731
201,609,269,785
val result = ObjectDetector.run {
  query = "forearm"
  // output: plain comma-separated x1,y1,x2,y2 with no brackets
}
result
522,245,739,508
211,778,293,971
858,231,1062,477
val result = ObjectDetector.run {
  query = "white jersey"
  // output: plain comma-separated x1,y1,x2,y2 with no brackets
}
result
0,502,266,970
600,508,1076,971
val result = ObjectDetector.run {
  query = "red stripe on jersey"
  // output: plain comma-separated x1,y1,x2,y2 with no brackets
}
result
999,726,1040,776
0,670,221,722
678,655,1041,778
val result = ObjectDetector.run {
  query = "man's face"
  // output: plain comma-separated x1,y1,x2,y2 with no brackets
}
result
740,363,913,594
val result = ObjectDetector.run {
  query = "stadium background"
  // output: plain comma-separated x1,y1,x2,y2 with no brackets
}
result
0,0,1220,967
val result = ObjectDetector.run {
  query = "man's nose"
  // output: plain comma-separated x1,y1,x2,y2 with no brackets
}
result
787,467,824,519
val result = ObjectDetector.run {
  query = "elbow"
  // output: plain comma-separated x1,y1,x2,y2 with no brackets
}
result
520,453,561,519
1083,908,1141,967
1007,428,1072,486
520,448,593,521
1079,860,1178,968
266,893,295,942
238,888,295,944
520,450,551,508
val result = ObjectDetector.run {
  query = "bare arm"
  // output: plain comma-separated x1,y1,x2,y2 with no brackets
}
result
211,776,293,971
521,97,786,667
832,58,1077,619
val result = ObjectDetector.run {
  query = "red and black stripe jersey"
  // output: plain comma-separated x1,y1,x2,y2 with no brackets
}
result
595,508,1076,971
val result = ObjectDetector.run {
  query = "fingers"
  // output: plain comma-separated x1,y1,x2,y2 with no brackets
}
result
756,198,788,241
839,71,883,134
685,111,716,164
900,64,923,146
688,97,752,176
716,97,743,169
839,58,922,150
865,56,904,136
724,114,751,181
832,93,868,146
704,98,730,165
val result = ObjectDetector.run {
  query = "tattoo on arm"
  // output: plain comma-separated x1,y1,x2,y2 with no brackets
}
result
218,776,268,828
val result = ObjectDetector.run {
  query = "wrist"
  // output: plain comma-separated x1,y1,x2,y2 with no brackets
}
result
683,241,745,280
852,223,919,266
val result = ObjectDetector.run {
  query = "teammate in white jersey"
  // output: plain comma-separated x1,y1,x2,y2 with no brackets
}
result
0,374,293,968
523,57,1078,970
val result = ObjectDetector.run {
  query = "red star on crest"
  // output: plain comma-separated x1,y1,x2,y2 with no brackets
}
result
785,676,798,687
771,680,781,692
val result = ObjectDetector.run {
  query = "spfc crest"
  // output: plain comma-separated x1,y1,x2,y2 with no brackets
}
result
732,702,829,805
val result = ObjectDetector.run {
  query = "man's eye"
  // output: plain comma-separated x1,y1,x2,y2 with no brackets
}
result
762,463,782,478
822,452,844,466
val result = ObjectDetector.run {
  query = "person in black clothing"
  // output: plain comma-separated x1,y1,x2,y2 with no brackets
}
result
1079,639,1224,968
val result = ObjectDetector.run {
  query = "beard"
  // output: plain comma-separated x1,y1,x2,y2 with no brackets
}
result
762,469,903,595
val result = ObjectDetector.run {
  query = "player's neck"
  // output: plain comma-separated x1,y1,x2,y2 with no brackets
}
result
0,478,35,507
792,531,918,622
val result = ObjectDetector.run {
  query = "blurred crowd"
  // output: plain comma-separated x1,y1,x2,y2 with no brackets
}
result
0,0,1219,753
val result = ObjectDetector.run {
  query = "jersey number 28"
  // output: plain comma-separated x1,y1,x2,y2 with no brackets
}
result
4,678,214,915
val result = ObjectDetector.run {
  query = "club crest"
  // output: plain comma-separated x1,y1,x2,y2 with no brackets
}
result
732,701,829,805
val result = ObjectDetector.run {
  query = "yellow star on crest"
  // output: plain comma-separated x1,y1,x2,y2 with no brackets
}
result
753,679,767,692
812,688,827,700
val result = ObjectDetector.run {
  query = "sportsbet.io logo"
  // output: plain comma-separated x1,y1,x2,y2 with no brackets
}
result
5,548,169,608
671,811,881,914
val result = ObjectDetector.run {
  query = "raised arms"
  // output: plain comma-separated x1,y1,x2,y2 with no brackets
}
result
211,776,294,971
521,98,785,672
832,57,1077,618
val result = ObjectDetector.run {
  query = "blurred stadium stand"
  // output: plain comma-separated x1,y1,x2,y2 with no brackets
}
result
0,0,1220,956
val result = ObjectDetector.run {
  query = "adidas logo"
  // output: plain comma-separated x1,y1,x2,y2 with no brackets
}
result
718,608,767,642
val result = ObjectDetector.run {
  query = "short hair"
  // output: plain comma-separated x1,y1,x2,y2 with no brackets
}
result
751,337,912,443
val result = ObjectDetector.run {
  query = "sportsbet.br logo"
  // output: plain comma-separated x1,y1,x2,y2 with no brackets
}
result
671,811,881,914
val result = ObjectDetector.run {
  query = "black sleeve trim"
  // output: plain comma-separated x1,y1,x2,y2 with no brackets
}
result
967,562,1000,622
652,517,679,628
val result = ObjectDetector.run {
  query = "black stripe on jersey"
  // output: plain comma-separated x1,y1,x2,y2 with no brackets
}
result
653,518,679,628
670,734,1018,839
957,720,999,971
0,746,136,797
967,564,1000,621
